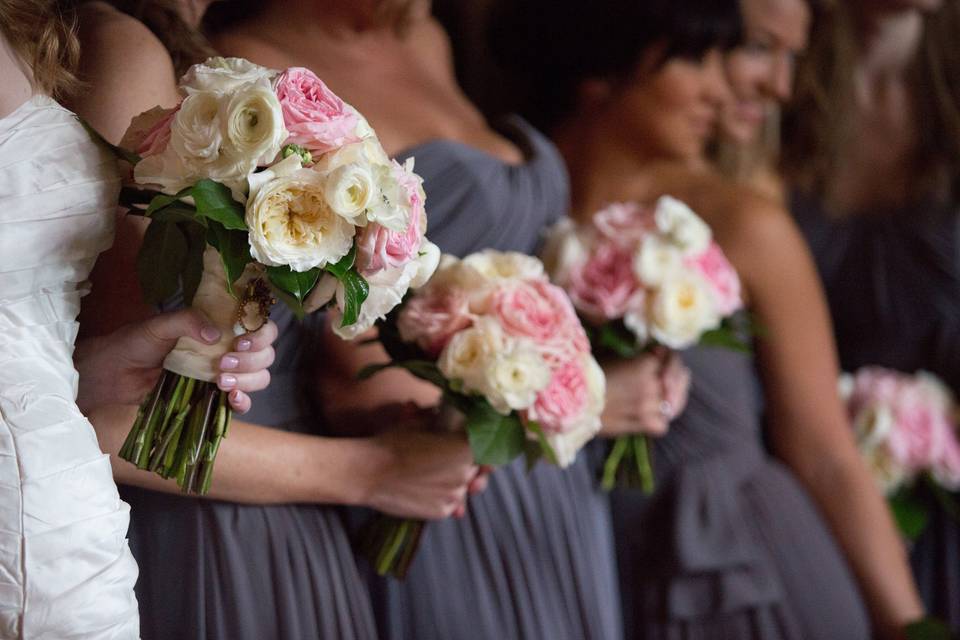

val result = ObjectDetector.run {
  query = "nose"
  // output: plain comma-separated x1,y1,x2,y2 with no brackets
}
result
765,53,795,102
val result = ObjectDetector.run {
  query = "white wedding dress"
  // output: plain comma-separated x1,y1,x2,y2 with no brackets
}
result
0,95,140,638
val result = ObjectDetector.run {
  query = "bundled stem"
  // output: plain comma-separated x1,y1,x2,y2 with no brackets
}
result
119,370,231,495
359,516,426,580
601,434,655,493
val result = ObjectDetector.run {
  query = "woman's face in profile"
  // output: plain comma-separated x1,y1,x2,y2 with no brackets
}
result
719,0,810,146
606,50,733,163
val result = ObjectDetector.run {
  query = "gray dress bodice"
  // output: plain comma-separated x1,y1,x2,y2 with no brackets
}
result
361,117,624,640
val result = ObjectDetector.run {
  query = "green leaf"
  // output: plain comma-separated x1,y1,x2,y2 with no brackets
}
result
525,421,559,466
325,245,358,278
206,220,252,295
904,617,954,640
180,223,207,305
145,186,194,216
265,266,321,303
888,490,931,540
119,186,165,210
269,284,306,320
150,203,200,225
464,401,526,466
338,270,370,327
596,323,642,358
77,116,141,165
137,221,188,304
191,179,247,230
699,326,752,353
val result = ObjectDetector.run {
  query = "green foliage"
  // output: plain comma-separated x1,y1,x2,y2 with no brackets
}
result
137,221,187,304
324,246,370,327
191,179,246,230
889,489,931,541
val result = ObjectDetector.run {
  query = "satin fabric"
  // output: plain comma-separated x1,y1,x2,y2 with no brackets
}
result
0,95,139,639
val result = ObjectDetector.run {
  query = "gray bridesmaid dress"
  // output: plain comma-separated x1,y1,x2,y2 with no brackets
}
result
121,307,378,639
611,344,871,639
356,117,623,640
794,192,960,629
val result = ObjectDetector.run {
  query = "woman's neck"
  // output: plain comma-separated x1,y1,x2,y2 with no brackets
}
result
554,118,704,219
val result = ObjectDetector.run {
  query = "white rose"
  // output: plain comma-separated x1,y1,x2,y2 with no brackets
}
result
364,162,414,232
328,255,424,340
634,235,684,286
221,83,287,166
181,57,276,94
853,403,895,452
410,240,441,289
424,256,495,313
543,356,606,467
865,446,909,496
622,291,650,345
171,92,223,163
648,272,721,349
654,195,712,256
312,139,395,225
246,158,355,272
463,250,545,282
438,317,506,392
482,339,553,415
541,218,589,285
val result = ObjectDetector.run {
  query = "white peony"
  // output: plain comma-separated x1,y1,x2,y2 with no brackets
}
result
653,195,712,257
634,235,684,286
365,160,415,232
481,339,553,415
648,272,721,349
541,218,589,286
221,83,287,166
245,156,355,272
543,355,606,467
438,317,506,392
181,57,276,94
463,250,545,282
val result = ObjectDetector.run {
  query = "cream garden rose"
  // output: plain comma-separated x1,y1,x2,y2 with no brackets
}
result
463,250,545,282
438,317,507,393
245,155,355,272
222,83,287,166
181,56,276,94
481,340,553,415
648,272,721,349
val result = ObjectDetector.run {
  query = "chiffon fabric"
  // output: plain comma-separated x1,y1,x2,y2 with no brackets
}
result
355,117,624,640
0,95,140,639
122,307,378,639
795,192,960,628
612,344,872,640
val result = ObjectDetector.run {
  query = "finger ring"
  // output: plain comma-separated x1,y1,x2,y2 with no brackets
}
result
659,400,673,419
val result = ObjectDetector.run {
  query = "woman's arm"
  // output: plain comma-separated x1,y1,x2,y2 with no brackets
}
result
722,197,923,638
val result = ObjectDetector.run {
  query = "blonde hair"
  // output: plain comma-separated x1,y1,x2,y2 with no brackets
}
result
0,0,81,98
782,0,960,208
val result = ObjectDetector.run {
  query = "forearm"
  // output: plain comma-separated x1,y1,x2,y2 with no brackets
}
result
790,449,923,637
87,403,381,506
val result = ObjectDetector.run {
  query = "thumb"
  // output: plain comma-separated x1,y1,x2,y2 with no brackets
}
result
138,309,221,350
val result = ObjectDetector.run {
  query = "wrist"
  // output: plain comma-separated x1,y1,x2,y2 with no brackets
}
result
74,335,108,414
335,436,394,508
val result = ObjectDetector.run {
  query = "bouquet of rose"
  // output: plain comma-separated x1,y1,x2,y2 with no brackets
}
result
100,57,438,494
840,367,960,539
358,250,606,577
544,196,746,492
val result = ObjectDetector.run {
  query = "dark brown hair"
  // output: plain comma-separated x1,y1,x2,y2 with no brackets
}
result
0,0,81,98
105,0,215,77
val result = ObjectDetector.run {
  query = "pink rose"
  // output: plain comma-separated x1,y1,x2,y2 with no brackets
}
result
492,279,588,355
121,105,179,158
397,288,474,356
356,164,426,276
933,428,960,490
274,67,361,154
687,242,743,316
593,201,654,246
567,240,640,323
528,359,589,434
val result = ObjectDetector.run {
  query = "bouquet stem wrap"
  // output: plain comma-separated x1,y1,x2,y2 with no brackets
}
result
119,248,263,495
602,434,655,493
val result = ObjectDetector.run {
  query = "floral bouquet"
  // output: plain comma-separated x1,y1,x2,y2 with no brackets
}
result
358,250,606,577
99,57,438,494
840,367,960,539
544,196,746,492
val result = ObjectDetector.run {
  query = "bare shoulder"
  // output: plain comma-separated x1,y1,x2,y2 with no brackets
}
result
78,2,168,61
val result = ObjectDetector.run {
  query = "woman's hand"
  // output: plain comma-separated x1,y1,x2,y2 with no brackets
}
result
599,348,691,437
75,309,278,415
359,407,487,520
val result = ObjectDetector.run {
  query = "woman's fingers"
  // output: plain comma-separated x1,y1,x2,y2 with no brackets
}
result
234,319,279,353
220,346,276,374
226,390,252,414
218,369,271,393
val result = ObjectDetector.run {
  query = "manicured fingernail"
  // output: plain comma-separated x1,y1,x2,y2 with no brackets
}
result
201,325,221,343
235,338,252,352
220,355,239,371
219,374,237,389
229,390,242,403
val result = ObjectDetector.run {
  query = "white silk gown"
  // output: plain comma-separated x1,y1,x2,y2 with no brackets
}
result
0,95,140,639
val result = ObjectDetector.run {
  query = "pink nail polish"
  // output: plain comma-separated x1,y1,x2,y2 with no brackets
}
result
219,374,237,389
236,338,252,352
200,326,221,343
220,355,239,370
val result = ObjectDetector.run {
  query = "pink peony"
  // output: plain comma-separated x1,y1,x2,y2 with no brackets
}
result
687,242,743,316
492,279,589,355
592,201,654,246
567,240,640,323
528,359,589,434
274,67,361,154
121,105,179,158
934,429,960,490
397,288,474,357
356,163,426,276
